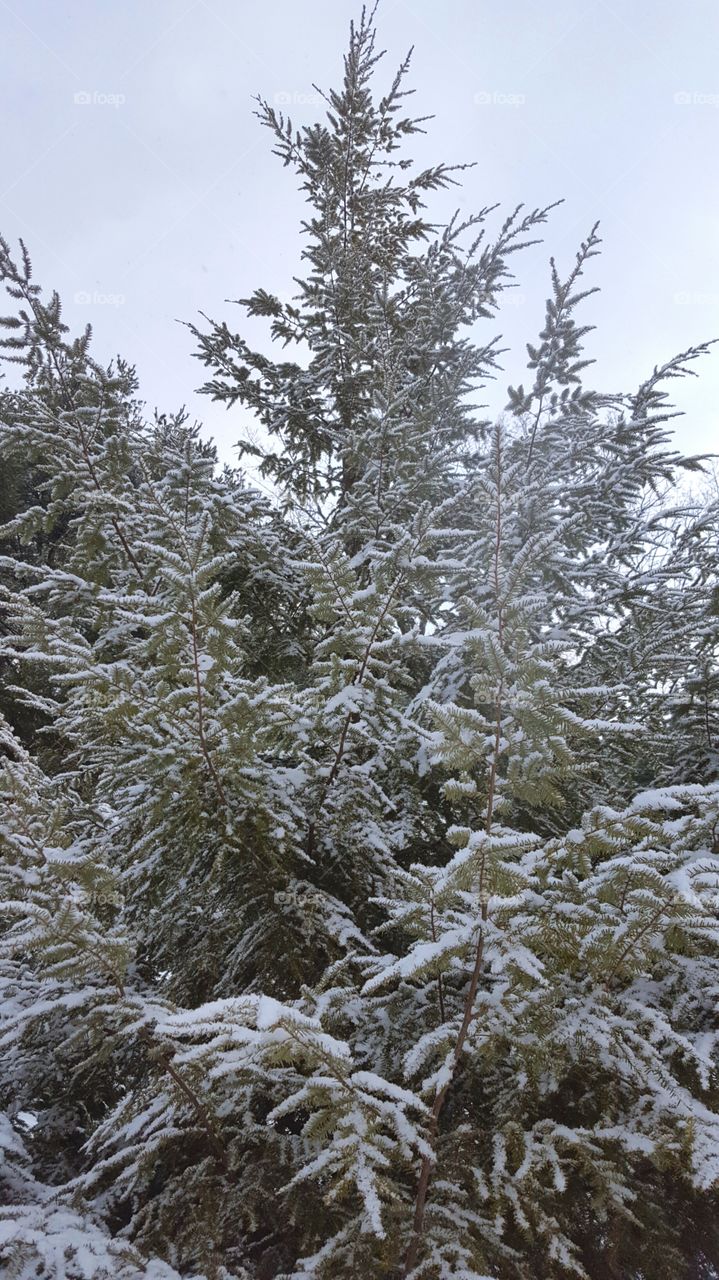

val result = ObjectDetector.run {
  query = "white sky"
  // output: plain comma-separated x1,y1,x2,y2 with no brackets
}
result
2,0,718,468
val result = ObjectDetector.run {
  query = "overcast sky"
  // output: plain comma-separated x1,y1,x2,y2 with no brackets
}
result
2,0,718,472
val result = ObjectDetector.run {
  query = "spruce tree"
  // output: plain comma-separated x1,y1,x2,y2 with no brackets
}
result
1,8,717,1279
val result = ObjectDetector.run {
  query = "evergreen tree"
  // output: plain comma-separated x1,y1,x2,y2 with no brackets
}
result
0,9,717,1279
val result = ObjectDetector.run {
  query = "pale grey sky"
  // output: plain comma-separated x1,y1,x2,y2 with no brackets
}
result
1,0,718,468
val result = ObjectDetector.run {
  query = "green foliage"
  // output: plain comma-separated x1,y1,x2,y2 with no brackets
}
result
0,8,717,1280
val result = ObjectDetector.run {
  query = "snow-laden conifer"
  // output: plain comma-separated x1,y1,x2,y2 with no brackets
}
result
0,7,717,1278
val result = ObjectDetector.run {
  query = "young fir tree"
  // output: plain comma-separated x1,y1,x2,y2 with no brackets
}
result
1,8,718,1279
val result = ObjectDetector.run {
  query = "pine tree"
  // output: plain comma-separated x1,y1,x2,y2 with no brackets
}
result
1,8,717,1279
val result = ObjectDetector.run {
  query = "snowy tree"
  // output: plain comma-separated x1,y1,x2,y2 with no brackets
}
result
0,7,717,1279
